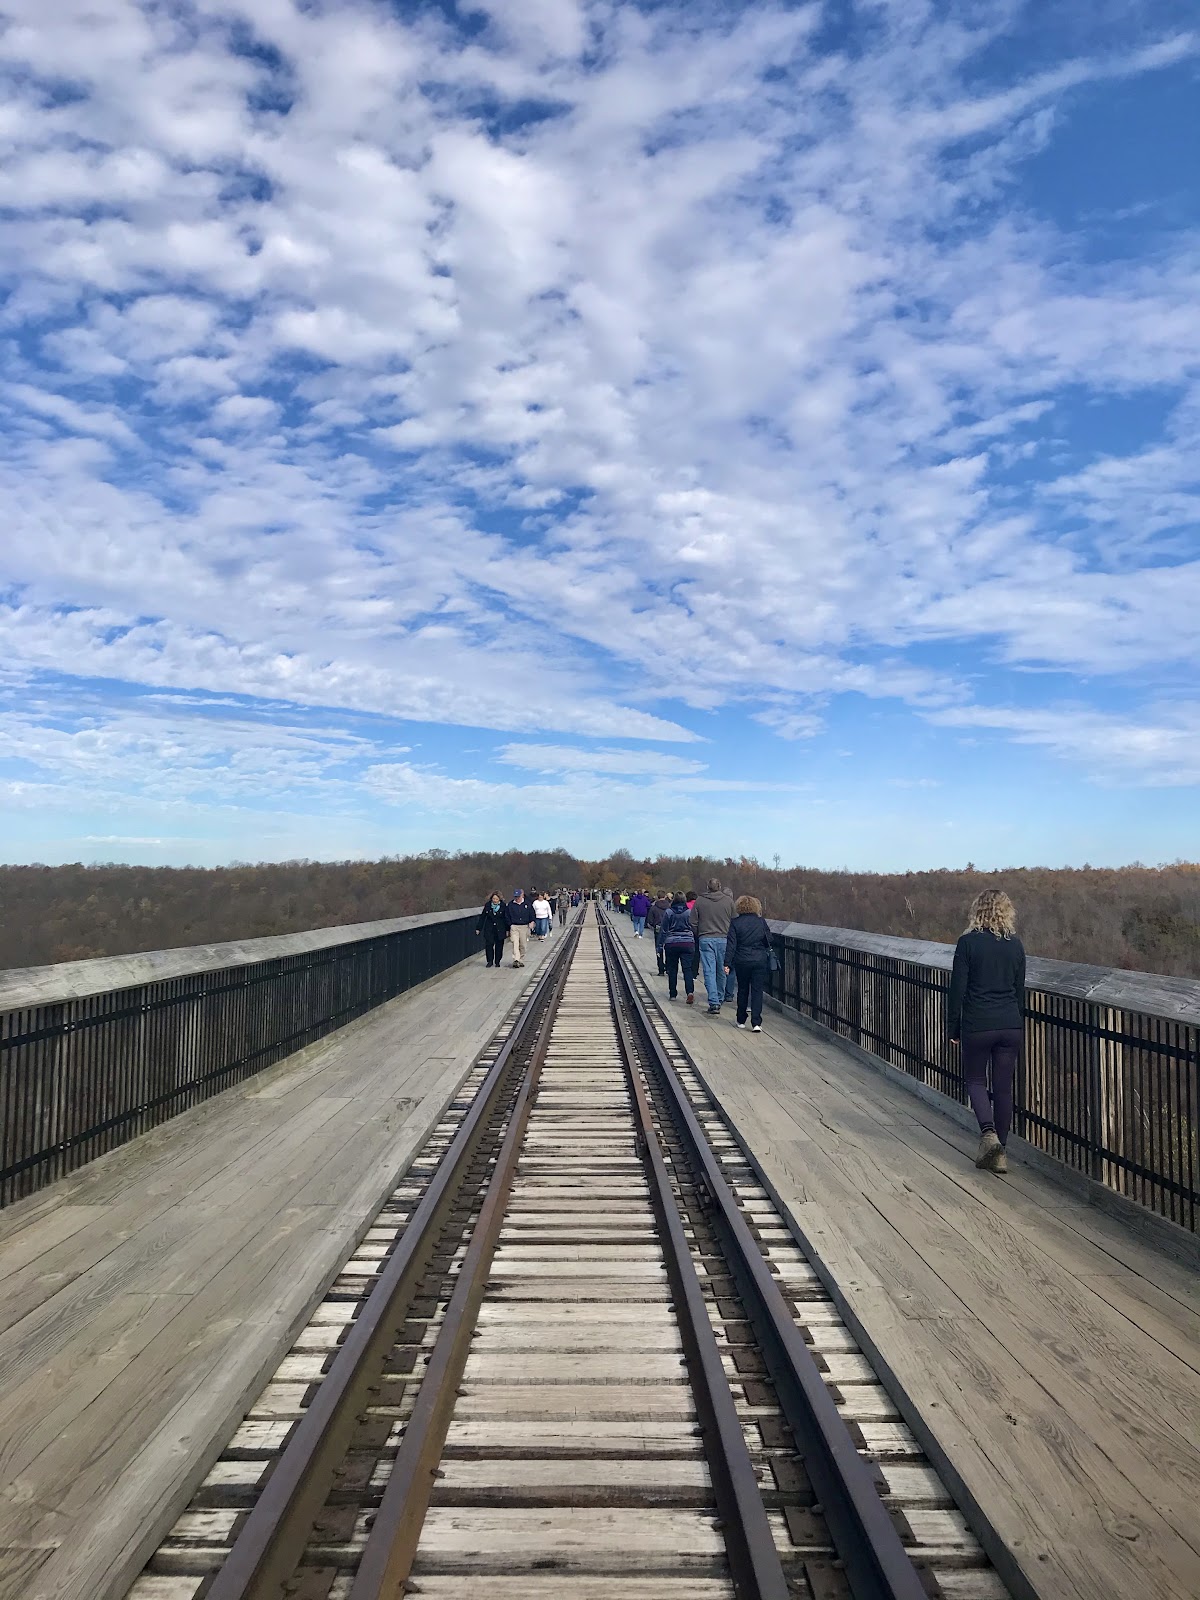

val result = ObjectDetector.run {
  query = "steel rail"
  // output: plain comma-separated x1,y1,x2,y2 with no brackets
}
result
349,922,579,1598
600,932,791,1600
205,922,581,1600
600,915,929,1600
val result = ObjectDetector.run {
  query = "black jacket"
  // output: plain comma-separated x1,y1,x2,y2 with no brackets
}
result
504,897,534,927
479,900,508,934
725,913,771,969
947,930,1026,1038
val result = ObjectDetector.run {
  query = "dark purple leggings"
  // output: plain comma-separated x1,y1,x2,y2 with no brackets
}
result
961,1028,1021,1146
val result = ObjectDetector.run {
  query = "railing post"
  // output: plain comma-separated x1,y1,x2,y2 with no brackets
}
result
1086,1003,1103,1185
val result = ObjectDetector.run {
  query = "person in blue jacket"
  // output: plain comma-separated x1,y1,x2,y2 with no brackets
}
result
660,892,698,1003
628,889,651,937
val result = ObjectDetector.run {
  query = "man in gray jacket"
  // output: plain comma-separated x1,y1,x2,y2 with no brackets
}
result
692,878,736,1013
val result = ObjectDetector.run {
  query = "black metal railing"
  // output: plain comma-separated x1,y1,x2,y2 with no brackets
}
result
768,928,1199,1233
0,913,481,1208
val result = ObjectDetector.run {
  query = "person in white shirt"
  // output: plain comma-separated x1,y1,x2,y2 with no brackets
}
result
532,893,552,939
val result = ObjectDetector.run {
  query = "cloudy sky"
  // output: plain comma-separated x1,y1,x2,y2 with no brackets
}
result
2,0,1198,870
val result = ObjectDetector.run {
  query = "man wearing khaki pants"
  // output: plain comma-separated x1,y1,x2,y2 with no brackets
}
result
505,889,534,966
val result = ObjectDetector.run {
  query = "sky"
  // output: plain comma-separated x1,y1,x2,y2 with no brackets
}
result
1,0,1198,872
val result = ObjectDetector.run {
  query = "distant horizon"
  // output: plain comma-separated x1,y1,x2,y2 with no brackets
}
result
2,3,1198,868
3,848,1197,875
3,852,1196,979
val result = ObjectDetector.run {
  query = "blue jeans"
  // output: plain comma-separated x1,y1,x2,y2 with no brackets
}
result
631,914,646,935
535,917,550,936
699,936,736,1007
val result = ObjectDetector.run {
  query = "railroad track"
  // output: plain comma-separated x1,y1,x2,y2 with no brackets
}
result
129,907,1010,1600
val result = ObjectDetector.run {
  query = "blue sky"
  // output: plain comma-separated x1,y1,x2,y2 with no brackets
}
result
1,0,1198,871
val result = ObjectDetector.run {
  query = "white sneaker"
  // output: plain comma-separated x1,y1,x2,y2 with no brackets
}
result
736,1021,746,1029
752,1024,762,1033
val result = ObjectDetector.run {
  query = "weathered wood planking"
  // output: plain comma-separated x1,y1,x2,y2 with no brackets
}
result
0,936,557,1600
616,917,1200,1600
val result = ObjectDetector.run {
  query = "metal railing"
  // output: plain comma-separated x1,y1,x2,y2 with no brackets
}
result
767,923,1199,1233
0,911,481,1207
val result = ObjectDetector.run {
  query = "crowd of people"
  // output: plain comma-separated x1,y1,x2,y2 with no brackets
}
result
615,878,773,1029
477,886,584,968
613,879,1025,1177
480,879,1025,1178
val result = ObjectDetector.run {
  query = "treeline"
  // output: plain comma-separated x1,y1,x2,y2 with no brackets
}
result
1,851,1198,978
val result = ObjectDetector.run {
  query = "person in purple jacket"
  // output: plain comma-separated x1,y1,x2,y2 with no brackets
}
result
628,889,652,937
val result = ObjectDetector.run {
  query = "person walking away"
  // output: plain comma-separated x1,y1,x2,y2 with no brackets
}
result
532,891,552,939
692,878,736,1014
661,892,698,1004
647,891,671,975
629,889,651,938
478,892,508,970
724,895,772,1031
558,889,569,927
505,890,533,967
948,890,1025,1175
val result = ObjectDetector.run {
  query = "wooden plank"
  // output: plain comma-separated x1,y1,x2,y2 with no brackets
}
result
451,1385,697,1420
462,1353,687,1383
437,1460,711,1491
474,1326,682,1353
412,1506,726,1570
443,1420,704,1456
403,1579,734,1598
474,1302,676,1324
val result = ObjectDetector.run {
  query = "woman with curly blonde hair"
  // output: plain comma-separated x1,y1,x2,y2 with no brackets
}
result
948,889,1026,1174
723,894,773,1032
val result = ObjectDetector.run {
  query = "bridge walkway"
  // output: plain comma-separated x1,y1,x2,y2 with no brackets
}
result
611,916,1200,1600
0,932,556,1600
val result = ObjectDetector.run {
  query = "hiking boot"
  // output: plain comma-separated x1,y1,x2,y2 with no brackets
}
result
686,993,695,1005
989,1145,1009,1174
975,1130,1002,1168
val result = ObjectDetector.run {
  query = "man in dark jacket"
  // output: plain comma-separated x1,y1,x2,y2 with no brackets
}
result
505,890,534,967
646,893,671,974
691,878,736,1014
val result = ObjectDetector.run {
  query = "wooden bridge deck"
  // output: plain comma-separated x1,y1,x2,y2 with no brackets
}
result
0,935,554,1600
614,919,1200,1600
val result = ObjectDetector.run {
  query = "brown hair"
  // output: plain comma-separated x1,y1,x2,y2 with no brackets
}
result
966,889,1016,938
735,894,762,916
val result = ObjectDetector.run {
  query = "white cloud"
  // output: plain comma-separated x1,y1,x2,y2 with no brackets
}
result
0,0,1196,848
928,702,1200,787
497,743,707,776
753,707,824,741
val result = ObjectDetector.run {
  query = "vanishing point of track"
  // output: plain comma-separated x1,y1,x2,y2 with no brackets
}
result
130,907,1008,1600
